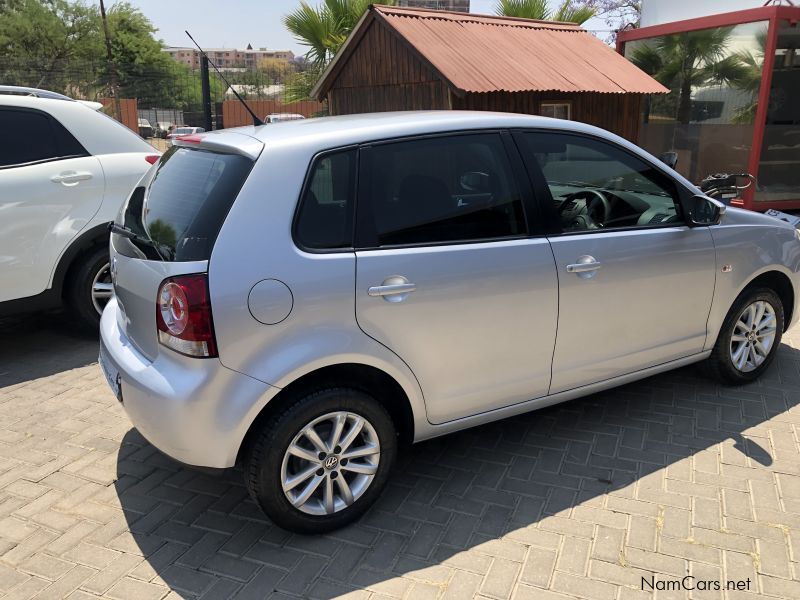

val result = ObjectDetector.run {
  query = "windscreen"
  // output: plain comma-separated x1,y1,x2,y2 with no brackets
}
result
113,146,253,261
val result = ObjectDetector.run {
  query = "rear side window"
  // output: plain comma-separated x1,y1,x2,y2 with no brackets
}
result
294,149,356,250
0,108,87,167
115,146,253,261
361,134,526,247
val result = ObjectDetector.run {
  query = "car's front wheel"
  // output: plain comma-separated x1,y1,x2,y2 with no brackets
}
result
705,287,783,384
244,387,397,533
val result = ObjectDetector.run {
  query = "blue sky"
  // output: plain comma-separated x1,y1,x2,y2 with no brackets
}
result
89,1,607,56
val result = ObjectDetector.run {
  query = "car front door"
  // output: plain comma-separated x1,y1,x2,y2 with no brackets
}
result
515,130,716,394
0,107,104,302
354,132,558,424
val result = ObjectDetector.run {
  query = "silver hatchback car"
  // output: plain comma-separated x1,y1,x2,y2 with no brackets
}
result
100,112,800,532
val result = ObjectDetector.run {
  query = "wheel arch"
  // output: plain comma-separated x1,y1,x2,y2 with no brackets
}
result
741,269,795,331
235,362,416,466
52,221,110,298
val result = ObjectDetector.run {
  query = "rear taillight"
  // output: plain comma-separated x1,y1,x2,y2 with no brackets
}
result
156,274,218,358
145,155,160,165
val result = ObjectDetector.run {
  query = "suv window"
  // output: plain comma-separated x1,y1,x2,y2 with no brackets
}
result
362,133,526,247
0,108,86,168
294,149,356,250
517,132,681,233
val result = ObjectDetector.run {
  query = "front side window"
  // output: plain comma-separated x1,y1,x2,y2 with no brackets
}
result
518,132,681,233
363,134,526,247
0,108,86,168
294,149,356,250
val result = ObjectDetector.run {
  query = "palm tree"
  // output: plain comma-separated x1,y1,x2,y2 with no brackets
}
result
630,27,750,124
495,0,596,25
283,0,394,100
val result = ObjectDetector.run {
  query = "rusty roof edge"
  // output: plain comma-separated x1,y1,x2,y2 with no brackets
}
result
310,8,376,100
373,4,582,29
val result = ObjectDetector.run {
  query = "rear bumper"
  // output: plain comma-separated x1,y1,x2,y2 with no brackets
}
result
99,297,278,468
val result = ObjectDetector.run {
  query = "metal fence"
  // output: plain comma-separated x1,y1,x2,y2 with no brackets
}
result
0,57,325,132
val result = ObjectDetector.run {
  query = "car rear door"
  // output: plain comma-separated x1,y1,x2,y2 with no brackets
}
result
354,132,558,424
515,130,716,394
0,107,103,302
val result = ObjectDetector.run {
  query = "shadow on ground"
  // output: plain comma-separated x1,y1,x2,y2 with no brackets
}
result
0,312,99,386
112,341,800,598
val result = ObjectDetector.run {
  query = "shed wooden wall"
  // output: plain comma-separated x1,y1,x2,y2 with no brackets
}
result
452,91,642,142
327,20,450,115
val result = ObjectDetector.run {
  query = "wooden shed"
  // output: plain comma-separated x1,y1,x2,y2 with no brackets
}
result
311,5,667,141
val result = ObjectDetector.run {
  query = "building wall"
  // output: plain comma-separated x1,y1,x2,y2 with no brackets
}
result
327,20,451,114
453,92,642,141
640,0,759,27
164,47,295,70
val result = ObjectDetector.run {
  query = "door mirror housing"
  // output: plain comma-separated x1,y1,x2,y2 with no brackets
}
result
681,194,726,227
659,151,678,169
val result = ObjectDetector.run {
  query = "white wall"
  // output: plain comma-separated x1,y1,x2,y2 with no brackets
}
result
641,0,763,27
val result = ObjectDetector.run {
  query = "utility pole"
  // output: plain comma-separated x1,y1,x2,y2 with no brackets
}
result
99,0,121,122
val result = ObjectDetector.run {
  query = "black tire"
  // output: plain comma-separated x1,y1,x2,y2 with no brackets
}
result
66,245,110,331
704,287,783,385
244,387,397,533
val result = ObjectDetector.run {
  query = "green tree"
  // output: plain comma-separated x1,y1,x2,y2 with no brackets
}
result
630,27,750,124
494,0,596,25
0,0,100,90
283,0,394,101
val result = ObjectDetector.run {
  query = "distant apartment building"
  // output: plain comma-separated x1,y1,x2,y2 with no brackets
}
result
397,0,470,11
164,46,295,70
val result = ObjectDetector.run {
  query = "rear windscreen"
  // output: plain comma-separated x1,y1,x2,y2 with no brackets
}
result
114,146,253,261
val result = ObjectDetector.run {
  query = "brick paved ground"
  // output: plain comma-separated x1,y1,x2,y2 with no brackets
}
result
1,312,799,599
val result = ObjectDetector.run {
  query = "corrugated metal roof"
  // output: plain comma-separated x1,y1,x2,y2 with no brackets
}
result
325,5,667,96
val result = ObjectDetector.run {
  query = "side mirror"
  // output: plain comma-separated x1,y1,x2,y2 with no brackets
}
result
659,151,678,169
681,194,726,226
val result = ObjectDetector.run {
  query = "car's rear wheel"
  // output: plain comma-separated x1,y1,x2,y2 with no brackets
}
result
66,245,112,330
705,287,783,384
244,387,396,533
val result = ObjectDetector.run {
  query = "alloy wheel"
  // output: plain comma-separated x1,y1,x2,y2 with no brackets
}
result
280,411,380,516
729,300,777,373
91,262,113,315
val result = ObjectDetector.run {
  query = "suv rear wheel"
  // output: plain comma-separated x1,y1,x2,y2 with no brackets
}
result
244,387,397,533
705,287,783,384
66,245,112,330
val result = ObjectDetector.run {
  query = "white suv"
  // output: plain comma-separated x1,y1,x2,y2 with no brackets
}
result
0,87,158,328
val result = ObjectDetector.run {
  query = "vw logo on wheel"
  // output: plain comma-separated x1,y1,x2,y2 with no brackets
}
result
324,455,339,470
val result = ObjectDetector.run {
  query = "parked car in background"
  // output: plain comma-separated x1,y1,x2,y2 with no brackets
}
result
265,113,305,124
166,126,205,146
154,121,173,139
137,118,153,139
0,86,159,328
100,111,800,534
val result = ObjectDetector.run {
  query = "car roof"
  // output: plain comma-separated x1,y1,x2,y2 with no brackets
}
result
206,110,613,150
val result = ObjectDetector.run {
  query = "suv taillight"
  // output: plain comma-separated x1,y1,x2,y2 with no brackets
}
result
156,274,217,358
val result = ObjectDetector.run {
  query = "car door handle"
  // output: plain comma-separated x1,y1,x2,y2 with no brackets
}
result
565,262,602,273
51,171,93,185
368,283,417,297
